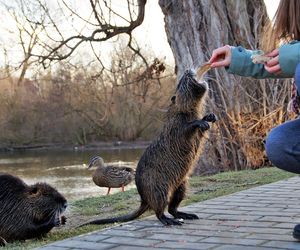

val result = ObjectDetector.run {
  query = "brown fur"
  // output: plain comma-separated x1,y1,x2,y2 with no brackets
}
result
0,173,67,246
81,70,216,226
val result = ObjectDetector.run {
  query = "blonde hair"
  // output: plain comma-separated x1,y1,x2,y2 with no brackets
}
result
261,0,300,52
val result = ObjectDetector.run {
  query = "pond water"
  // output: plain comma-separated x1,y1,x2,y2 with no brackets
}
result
0,148,145,201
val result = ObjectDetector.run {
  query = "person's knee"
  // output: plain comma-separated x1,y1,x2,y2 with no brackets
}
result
265,126,287,170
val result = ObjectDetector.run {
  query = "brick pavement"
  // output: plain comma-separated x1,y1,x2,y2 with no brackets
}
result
37,176,300,250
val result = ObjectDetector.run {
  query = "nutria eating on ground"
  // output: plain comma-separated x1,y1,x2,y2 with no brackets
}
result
81,69,216,226
0,173,67,246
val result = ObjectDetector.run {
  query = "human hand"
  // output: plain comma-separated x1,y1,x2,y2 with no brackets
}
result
264,49,281,74
209,45,232,68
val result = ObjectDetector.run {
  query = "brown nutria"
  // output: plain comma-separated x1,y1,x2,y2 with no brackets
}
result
0,173,67,246
80,69,216,226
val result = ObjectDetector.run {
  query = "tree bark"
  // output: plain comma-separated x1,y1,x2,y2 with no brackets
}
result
159,0,290,172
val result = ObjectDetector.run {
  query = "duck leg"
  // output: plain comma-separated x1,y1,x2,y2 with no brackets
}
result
121,185,125,192
106,187,111,195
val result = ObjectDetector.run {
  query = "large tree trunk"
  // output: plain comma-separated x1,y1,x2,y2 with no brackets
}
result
159,0,291,173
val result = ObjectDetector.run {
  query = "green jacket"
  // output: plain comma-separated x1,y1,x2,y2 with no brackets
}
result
227,41,300,79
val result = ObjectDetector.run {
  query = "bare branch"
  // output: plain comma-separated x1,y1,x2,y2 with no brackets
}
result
25,0,147,67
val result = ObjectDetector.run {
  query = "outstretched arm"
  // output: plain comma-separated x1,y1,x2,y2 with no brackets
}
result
209,43,300,79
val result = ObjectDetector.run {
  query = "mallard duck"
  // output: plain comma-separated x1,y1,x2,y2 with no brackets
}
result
87,156,135,195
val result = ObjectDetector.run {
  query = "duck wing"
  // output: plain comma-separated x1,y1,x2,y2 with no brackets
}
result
118,166,135,174
104,166,134,182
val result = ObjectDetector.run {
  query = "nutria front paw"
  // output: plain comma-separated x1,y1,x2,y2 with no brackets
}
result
198,120,210,131
202,113,217,123
61,215,67,225
0,236,7,246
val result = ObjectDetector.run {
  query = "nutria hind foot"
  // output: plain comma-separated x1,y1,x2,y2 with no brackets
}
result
202,113,217,123
171,211,199,220
157,214,184,226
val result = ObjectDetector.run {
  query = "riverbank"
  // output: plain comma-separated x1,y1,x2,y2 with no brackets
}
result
3,167,295,250
0,141,151,153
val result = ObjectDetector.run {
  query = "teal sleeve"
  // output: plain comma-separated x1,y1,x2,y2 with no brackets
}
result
279,41,300,76
226,46,277,79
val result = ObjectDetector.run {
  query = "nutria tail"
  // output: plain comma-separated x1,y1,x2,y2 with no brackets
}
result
79,202,149,227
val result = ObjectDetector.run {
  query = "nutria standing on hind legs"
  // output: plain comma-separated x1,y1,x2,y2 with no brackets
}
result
0,173,67,246
81,69,216,226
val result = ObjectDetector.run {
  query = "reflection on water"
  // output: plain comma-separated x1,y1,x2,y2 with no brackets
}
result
0,148,145,201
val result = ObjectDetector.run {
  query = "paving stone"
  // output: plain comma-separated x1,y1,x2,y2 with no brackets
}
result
36,246,70,250
52,240,116,249
258,216,300,223
181,223,233,231
262,240,300,249
111,246,170,250
273,222,297,229
200,209,246,215
139,226,198,235
236,206,284,212
247,211,298,217
213,245,273,250
218,202,265,207
76,234,110,242
200,236,265,246
147,233,204,242
208,214,262,221
188,204,237,210
218,220,276,228
196,231,250,238
115,223,145,231
102,236,161,246
101,229,152,237
232,226,291,234
155,241,218,249
245,233,293,241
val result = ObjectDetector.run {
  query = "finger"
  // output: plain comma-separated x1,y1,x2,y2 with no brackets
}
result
265,64,281,74
209,46,229,63
210,54,225,65
274,70,282,75
208,53,219,64
211,58,231,68
266,48,279,57
266,56,279,67
209,50,223,63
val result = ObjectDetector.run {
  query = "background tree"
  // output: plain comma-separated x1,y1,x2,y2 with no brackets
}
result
159,0,292,172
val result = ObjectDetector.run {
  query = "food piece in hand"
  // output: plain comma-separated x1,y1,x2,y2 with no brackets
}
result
197,62,211,80
251,50,272,64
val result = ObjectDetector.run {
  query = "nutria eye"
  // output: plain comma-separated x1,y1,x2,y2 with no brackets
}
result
30,187,38,195
171,96,176,103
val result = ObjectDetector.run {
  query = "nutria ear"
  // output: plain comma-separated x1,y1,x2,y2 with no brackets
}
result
171,95,176,104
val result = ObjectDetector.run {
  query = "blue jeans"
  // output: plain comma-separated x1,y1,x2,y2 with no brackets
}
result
266,119,300,173
265,63,300,174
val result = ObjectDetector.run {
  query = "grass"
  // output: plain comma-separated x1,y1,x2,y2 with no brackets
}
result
4,167,296,249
